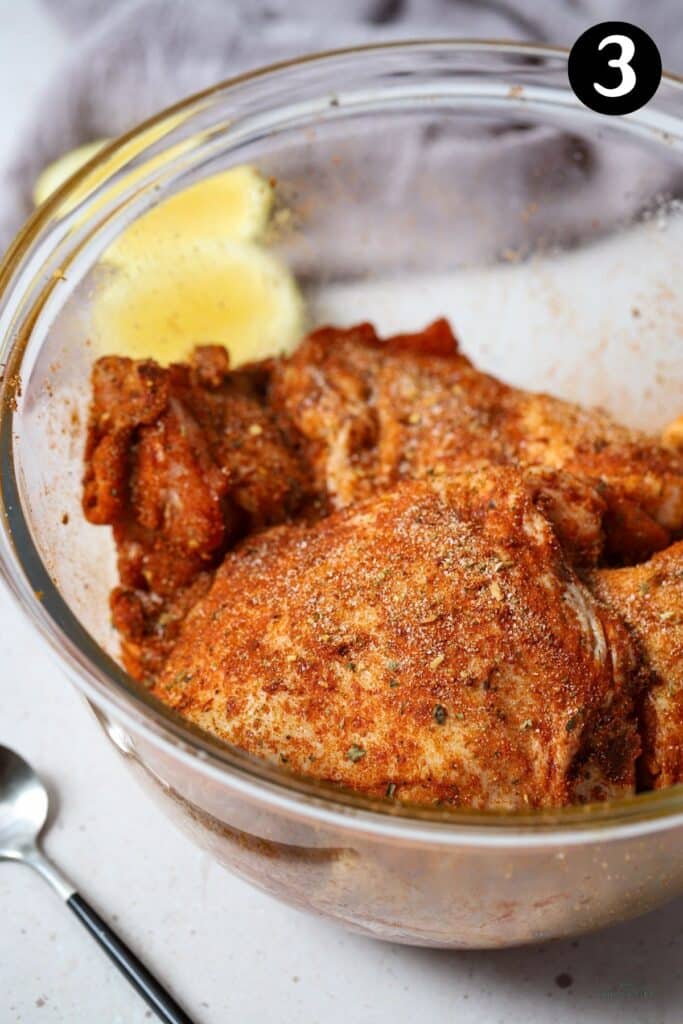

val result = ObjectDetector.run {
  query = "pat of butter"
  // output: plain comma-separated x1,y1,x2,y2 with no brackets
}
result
105,164,274,263
92,236,304,366
35,146,304,366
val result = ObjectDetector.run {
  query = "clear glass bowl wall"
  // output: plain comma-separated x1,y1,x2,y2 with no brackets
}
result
1,43,683,947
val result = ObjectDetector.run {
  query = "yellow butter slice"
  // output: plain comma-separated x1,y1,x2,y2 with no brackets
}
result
35,143,303,367
35,145,272,249
105,164,273,264
91,237,304,366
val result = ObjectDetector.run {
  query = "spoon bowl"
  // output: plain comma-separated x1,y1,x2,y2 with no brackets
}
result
0,745,48,861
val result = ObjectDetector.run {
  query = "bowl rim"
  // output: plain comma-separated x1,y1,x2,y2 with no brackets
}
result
2,37,683,845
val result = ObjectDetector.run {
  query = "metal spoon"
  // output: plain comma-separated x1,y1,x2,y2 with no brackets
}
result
0,745,195,1023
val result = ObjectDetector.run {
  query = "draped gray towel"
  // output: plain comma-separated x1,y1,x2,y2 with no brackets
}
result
1,0,682,251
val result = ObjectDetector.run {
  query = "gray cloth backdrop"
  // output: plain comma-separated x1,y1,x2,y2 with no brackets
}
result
1,0,682,249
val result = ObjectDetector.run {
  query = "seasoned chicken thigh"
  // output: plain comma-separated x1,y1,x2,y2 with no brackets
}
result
270,320,682,564
590,541,683,789
83,346,314,678
156,467,640,809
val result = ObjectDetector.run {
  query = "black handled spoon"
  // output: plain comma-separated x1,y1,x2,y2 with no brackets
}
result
0,744,195,1023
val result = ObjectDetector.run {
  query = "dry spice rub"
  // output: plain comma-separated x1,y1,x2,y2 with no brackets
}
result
83,319,683,808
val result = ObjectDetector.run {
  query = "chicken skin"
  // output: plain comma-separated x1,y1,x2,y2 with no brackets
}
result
155,467,640,809
590,541,683,789
270,319,682,564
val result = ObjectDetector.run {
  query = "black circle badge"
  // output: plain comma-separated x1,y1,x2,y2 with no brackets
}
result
568,22,662,115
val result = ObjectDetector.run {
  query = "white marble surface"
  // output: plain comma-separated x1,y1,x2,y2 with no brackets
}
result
2,4,683,1023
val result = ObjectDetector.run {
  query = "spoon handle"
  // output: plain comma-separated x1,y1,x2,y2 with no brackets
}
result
67,893,195,1024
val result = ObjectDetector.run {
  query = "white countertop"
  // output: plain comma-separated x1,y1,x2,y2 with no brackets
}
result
2,4,683,1023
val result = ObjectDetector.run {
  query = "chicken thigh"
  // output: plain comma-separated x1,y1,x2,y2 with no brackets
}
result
270,319,683,564
83,346,315,678
156,466,641,809
590,541,683,789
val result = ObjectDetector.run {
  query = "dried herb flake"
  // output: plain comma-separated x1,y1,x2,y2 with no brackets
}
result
346,744,366,763
433,704,448,725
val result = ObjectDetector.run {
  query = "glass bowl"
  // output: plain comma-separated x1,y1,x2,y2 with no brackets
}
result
2,41,683,949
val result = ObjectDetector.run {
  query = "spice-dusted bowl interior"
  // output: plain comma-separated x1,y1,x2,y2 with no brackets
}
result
2,42,683,948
